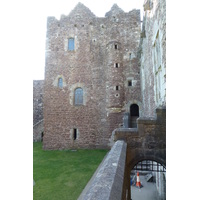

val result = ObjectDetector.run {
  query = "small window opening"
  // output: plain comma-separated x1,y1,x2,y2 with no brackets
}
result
115,44,118,49
128,80,132,86
58,78,63,88
75,88,83,105
116,86,119,90
73,129,77,140
41,132,44,142
68,38,74,51
129,53,132,60
115,63,119,68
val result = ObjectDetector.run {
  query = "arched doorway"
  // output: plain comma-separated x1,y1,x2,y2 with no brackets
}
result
131,160,166,200
130,104,139,128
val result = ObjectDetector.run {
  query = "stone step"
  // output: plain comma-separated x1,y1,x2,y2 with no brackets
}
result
145,174,153,182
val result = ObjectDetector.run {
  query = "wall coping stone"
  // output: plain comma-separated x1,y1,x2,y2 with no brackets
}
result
137,117,156,124
78,140,127,200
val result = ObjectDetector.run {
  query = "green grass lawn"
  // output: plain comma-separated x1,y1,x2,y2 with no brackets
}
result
33,142,108,200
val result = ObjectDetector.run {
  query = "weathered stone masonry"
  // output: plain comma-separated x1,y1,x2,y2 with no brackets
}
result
139,0,166,118
43,3,142,150
33,80,44,125
33,80,44,141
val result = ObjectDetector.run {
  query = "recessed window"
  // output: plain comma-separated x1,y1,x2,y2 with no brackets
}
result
58,78,63,88
115,63,119,68
74,88,83,105
129,53,132,60
68,38,74,51
115,44,118,49
116,86,119,91
73,129,77,140
128,80,132,86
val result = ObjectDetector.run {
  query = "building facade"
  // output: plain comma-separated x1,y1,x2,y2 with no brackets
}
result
43,3,143,150
34,0,166,151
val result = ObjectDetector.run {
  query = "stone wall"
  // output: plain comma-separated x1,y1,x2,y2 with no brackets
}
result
112,107,166,167
139,0,166,118
78,140,127,200
112,106,166,199
33,80,44,142
33,120,43,142
78,106,166,200
33,80,44,125
43,3,142,150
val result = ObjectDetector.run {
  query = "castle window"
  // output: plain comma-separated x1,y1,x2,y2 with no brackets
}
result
75,88,83,105
129,53,132,60
128,80,132,86
115,63,119,68
116,86,119,90
58,78,63,88
73,129,77,140
68,38,74,51
115,44,118,49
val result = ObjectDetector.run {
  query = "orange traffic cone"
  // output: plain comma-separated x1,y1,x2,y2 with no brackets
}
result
135,172,143,188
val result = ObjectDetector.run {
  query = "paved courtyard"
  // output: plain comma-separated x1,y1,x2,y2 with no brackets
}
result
131,175,159,200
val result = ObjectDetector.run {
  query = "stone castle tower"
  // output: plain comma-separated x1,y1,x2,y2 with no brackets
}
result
43,3,142,150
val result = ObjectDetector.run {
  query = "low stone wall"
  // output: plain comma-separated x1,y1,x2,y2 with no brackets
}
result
78,140,127,200
33,120,44,142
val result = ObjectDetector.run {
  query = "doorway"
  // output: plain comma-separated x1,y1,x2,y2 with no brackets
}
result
130,104,139,128
131,160,166,200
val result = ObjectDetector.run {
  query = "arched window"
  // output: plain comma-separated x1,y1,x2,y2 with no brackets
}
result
68,38,75,51
58,77,63,88
74,88,83,105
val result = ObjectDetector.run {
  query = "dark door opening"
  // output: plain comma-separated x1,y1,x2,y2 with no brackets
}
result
41,132,44,142
130,104,139,128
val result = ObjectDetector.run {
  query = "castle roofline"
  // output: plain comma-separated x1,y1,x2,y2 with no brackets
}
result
105,4,124,17
50,2,140,20
68,2,96,18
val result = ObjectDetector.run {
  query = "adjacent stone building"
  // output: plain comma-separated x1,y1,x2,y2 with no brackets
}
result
43,3,142,150
33,80,44,141
140,0,166,118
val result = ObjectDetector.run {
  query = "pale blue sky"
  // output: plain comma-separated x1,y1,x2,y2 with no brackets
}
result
27,0,144,80
28,0,144,80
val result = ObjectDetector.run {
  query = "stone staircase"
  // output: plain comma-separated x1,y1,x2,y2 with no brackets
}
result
130,116,138,128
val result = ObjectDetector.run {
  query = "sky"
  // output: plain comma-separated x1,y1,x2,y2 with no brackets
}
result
12,0,144,80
